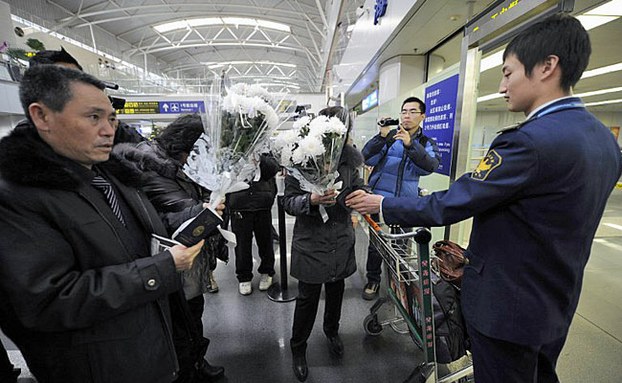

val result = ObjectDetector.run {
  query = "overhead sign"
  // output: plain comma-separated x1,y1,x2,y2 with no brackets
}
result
374,0,388,25
159,101,205,114
117,101,160,114
362,90,378,111
423,74,459,176
117,101,205,114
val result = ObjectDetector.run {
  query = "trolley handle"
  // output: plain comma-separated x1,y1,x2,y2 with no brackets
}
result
363,214,432,244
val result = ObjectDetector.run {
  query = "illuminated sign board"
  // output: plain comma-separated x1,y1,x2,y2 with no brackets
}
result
467,0,522,36
362,90,378,111
117,101,205,114
423,74,459,176
117,101,160,114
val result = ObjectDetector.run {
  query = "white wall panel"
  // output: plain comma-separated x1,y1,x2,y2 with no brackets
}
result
332,0,419,97
0,81,22,115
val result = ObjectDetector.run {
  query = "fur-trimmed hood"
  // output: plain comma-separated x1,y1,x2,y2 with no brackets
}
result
340,144,364,169
112,142,181,180
0,121,142,190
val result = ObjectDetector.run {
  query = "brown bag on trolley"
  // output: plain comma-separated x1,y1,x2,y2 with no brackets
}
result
432,240,467,287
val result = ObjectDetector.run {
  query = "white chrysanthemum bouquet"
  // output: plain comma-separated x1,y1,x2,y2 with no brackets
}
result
274,113,349,196
184,77,283,211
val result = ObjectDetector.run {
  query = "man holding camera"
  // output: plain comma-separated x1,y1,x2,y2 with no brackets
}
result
361,96,440,300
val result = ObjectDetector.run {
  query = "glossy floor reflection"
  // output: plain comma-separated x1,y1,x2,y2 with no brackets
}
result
2,189,622,382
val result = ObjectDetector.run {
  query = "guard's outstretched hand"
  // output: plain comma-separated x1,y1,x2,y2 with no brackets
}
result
345,190,383,215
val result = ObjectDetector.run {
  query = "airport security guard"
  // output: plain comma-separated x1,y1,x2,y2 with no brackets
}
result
346,14,622,383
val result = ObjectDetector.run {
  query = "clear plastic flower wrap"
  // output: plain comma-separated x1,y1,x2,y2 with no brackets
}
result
273,108,349,199
184,75,283,210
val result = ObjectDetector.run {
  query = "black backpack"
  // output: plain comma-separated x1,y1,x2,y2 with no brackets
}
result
432,275,469,364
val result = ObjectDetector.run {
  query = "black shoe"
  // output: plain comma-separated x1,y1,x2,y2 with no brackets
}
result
326,334,344,358
196,359,225,381
362,282,380,300
292,353,308,382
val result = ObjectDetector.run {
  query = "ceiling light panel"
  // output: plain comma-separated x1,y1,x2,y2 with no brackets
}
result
585,0,622,17
155,18,291,33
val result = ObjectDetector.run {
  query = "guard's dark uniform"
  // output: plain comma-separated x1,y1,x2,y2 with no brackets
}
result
381,97,622,380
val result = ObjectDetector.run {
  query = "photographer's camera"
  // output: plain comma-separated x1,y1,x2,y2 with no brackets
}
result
378,118,399,127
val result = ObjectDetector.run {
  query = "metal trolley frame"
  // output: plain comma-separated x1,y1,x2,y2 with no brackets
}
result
362,217,473,383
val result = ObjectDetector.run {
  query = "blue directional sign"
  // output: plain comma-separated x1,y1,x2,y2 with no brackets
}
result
374,0,388,25
118,100,205,114
423,74,459,176
159,101,205,114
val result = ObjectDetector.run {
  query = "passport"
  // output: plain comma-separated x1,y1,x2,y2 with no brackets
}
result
172,207,223,246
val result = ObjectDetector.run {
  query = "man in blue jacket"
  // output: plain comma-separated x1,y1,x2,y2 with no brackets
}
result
346,14,622,382
361,96,439,299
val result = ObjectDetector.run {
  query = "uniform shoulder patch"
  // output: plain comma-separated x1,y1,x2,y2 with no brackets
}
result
472,150,502,181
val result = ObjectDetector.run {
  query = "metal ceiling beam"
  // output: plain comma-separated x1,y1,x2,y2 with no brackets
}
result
314,0,328,29
56,3,317,22
24,0,331,93
316,0,346,92
143,42,308,55
111,11,323,42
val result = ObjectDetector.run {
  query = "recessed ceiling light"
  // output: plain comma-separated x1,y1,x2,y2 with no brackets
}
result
585,98,622,106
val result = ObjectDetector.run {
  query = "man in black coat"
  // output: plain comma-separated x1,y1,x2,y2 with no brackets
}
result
0,64,203,383
114,114,226,382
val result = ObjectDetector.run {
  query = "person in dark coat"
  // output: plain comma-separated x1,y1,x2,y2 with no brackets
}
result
346,14,622,383
114,114,226,383
0,64,204,383
227,154,280,295
114,120,147,144
282,106,366,382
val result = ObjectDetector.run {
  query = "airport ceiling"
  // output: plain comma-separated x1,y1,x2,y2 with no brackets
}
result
5,0,620,113
7,0,365,93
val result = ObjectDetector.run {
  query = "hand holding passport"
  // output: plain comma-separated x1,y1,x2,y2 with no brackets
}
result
172,207,223,246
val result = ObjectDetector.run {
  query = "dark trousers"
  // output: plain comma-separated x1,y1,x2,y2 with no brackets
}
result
231,210,275,282
365,213,383,283
171,294,211,383
467,322,566,383
291,280,345,349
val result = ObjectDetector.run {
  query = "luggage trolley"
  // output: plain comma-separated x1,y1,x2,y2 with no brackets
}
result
362,216,473,383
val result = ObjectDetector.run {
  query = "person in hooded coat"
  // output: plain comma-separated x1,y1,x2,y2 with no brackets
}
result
282,106,367,382
114,114,226,383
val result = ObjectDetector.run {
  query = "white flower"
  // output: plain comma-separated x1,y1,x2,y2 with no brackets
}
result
223,91,280,129
291,146,306,165
325,117,347,135
229,83,248,95
274,129,300,149
297,134,325,163
222,93,239,113
247,84,273,103
292,116,311,130
308,115,330,137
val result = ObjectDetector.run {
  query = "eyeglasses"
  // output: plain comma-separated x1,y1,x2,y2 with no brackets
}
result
400,109,423,116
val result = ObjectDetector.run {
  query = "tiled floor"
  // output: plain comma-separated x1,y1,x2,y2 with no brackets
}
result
3,188,622,382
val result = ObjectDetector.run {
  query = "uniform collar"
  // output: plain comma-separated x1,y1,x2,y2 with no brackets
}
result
526,96,578,120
